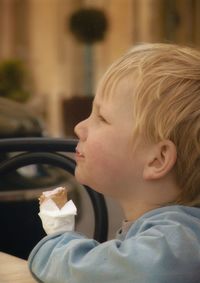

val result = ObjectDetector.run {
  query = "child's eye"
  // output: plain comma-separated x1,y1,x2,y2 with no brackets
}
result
98,113,107,123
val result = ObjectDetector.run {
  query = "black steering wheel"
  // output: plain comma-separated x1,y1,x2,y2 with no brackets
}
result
0,138,108,243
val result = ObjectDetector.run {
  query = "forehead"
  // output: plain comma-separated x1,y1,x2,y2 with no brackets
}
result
96,72,135,105
94,77,134,124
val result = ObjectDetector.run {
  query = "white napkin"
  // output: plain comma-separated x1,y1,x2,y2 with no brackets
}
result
39,199,77,235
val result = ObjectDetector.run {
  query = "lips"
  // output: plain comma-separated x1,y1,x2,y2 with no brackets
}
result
75,147,85,159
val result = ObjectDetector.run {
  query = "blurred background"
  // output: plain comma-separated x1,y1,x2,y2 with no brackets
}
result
0,0,199,137
0,0,200,259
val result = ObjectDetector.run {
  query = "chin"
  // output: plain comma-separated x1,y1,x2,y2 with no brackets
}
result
75,167,104,193
75,167,89,187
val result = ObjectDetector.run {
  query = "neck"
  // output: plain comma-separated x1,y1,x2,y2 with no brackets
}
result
119,199,159,222
118,182,180,222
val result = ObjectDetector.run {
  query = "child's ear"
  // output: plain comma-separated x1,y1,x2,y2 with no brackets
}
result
143,140,177,180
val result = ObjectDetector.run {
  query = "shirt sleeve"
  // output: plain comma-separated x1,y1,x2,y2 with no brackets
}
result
28,223,200,283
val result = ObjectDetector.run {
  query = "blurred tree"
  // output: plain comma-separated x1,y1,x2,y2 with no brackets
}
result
69,8,108,96
0,60,31,103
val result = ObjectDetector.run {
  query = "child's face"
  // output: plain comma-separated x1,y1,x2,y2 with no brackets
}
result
74,79,147,199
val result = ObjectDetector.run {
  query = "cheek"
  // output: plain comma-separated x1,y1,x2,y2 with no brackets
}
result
75,140,120,187
87,133,134,175
86,139,118,168
86,142,129,182
85,142,112,175
75,131,139,194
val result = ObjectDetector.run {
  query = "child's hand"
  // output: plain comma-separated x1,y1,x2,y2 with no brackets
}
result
38,187,77,235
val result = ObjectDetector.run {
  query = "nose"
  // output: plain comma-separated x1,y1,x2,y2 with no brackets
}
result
74,118,88,141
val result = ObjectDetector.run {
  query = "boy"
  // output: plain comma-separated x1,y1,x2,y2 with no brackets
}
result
28,43,200,282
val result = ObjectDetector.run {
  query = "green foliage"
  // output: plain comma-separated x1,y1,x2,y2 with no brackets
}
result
69,8,108,44
0,59,31,103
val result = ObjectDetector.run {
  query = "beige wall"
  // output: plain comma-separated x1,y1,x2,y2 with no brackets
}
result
0,0,15,59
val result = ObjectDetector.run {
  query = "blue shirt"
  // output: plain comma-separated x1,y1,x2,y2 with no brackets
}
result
28,205,200,283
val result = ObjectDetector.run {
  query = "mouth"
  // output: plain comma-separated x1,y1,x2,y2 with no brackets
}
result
75,147,85,160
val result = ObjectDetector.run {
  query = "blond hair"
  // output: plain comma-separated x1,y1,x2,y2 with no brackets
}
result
99,43,200,206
